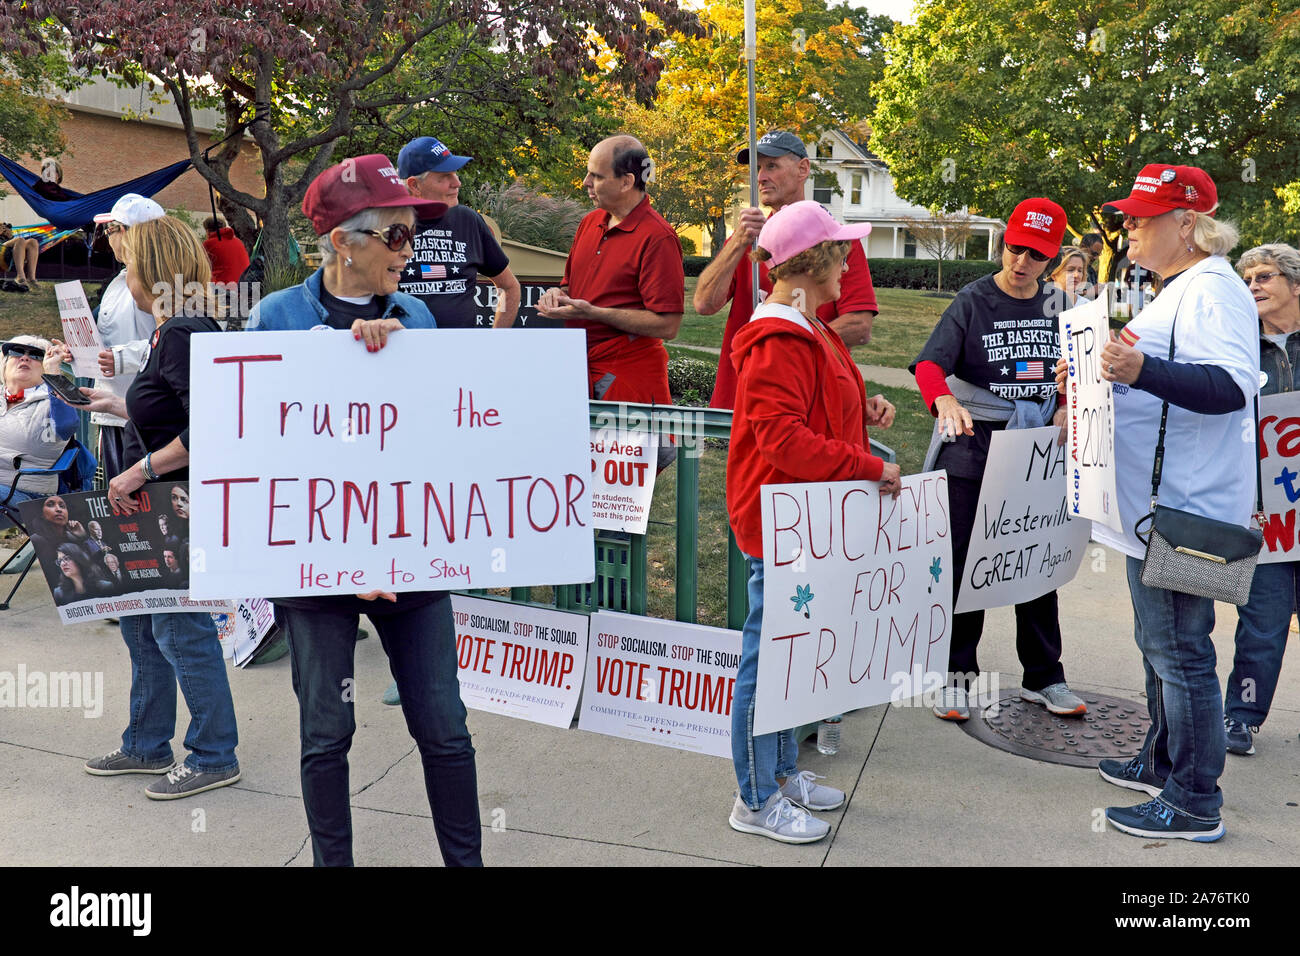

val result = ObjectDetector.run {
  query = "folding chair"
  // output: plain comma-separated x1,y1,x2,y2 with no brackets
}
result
0,437,97,610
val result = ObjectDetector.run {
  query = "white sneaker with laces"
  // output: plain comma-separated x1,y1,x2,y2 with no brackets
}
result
729,792,829,844
779,770,845,810
933,685,969,721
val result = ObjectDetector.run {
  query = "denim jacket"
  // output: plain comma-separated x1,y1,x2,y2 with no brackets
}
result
247,267,436,331
1259,325,1300,397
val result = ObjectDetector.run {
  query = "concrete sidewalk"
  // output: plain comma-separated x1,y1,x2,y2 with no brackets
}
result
1,542,1296,867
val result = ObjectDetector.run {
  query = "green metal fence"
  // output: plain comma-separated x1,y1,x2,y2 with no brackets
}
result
477,400,896,631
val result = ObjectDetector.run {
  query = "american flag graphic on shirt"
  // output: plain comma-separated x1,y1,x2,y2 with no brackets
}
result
1015,360,1044,380
420,263,447,280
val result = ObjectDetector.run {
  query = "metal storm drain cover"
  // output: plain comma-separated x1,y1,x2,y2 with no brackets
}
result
959,688,1150,768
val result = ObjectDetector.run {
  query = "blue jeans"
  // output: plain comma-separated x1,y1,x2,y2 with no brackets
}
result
278,594,482,867
119,612,239,772
1226,561,1296,727
1124,557,1224,820
731,556,798,811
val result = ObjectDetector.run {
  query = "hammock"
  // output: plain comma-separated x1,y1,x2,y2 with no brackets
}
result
0,153,192,229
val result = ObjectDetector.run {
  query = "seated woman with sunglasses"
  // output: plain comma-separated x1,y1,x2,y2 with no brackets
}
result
247,155,483,867
909,198,1087,722
1,335,78,504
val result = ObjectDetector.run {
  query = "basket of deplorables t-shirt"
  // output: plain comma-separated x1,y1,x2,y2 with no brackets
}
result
909,273,1062,479
398,206,510,329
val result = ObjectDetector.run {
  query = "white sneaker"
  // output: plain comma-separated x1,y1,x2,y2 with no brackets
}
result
933,685,969,721
779,770,845,810
729,792,829,844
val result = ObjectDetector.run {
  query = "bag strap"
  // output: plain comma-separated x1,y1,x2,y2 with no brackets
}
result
1148,276,1199,507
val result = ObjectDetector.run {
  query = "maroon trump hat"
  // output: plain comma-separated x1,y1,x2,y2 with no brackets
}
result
302,154,446,235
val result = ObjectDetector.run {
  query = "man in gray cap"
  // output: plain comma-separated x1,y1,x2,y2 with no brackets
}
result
397,136,521,329
693,130,879,408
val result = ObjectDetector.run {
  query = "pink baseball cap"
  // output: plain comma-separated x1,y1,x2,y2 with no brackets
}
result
1108,164,1218,218
756,201,871,266
302,154,447,235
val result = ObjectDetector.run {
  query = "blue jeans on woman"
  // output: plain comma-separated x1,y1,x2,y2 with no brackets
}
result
119,612,239,772
277,593,482,867
1124,557,1224,821
731,556,798,810
1226,561,1297,727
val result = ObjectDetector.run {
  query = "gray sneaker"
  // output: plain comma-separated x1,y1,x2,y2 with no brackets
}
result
85,748,175,776
728,792,829,844
779,770,845,811
1021,682,1087,716
932,685,970,721
145,763,241,800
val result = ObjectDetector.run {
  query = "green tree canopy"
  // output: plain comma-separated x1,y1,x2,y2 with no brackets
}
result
870,0,1300,252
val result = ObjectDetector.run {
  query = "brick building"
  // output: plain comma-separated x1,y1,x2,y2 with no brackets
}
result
0,75,263,227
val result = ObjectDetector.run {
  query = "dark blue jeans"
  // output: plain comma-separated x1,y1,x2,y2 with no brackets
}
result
1226,560,1297,727
1124,558,1224,821
278,594,482,867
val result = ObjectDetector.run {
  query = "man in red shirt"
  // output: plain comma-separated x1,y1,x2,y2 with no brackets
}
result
694,130,879,408
202,217,251,285
538,135,684,404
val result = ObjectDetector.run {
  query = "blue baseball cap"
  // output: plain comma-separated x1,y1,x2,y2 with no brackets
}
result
397,137,472,177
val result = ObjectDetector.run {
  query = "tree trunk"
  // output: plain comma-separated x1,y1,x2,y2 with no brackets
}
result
255,198,297,289
710,213,727,257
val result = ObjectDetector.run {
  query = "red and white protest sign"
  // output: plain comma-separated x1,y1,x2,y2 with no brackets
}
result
755,474,953,735
588,428,657,533
1059,296,1122,532
1257,391,1300,564
187,330,594,599
54,281,105,378
450,594,587,727
578,611,740,758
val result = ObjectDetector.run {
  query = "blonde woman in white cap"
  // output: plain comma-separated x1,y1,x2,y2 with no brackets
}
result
90,193,167,481
0,334,77,503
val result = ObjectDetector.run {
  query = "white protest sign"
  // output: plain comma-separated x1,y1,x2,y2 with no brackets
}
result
588,427,657,533
1059,295,1122,532
187,330,594,599
954,427,1091,612
54,281,104,378
1256,392,1300,564
755,474,952,736
578,610,740,758
232,599,277,667
451,594,587,727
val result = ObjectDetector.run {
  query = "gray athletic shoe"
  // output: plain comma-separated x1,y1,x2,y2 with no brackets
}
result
779,770,845,811
728,792,829,844
84,748,175,776
1021,682,1087,716
932,685,970,721
144,763,241,800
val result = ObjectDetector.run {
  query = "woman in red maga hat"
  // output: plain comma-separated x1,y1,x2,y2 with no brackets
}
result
910,198,1087,722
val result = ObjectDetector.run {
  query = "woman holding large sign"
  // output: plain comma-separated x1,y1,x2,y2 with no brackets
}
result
726,201,898,844
910,199,1085,721
1221,243,1300,757
246,155,483,867
79,216,241,800
1079,165,1256,842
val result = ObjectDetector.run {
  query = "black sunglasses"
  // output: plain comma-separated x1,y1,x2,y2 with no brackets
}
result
2,343,45,360
360,222,415,251
1005,243,1052,263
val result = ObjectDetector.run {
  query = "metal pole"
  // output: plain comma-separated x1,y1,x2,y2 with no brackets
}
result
745,0,759,309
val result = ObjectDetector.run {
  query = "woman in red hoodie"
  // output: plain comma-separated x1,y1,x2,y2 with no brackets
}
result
726,201,899,843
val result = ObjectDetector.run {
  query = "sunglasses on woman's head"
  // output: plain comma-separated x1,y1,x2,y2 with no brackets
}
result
1005,243,1051,262
360,223,414,251
2,343,45,360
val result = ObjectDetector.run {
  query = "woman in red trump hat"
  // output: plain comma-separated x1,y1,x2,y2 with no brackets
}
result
726,201,899,844
1073,164,1256,843
910,198,1086,722
247,155,484,867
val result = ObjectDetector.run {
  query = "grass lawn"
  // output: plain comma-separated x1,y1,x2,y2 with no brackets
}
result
0,284,64,343
675,277,948,371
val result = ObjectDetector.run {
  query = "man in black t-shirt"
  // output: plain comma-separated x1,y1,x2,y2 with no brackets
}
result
396,136,521,328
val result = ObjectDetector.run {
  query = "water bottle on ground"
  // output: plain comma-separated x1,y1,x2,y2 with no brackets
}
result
816,715,842,755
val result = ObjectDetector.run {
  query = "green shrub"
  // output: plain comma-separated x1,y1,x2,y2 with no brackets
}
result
866,257,999,290
468,181,587,252
668,356,716,406
683,254,711,277
679,234,698,256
